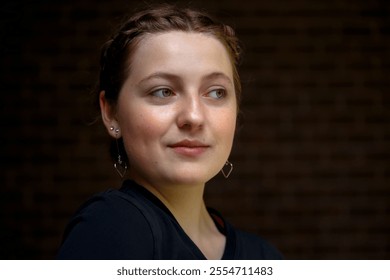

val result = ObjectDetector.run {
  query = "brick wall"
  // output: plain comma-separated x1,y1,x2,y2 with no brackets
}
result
1,0,389,259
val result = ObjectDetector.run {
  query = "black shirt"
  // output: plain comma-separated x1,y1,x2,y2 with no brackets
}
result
57,180,283,260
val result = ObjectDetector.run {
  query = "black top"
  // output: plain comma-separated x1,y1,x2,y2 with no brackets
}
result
57,180,283,260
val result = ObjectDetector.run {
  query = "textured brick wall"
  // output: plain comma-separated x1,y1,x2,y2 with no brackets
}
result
1,0,389,259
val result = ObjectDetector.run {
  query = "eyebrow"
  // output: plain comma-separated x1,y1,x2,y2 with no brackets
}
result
137,71,233,86
202,72,233,85
138,72,181,85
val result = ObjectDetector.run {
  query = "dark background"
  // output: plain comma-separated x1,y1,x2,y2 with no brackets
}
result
1,0,389,259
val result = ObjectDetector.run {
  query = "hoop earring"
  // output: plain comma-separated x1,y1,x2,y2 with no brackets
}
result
221,160,233,178
111,127,128,178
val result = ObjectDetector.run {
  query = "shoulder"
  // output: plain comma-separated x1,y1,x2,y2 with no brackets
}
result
234,229,283,260
57,188,155,259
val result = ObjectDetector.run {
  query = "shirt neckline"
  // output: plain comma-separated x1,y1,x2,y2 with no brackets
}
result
119,179,236,259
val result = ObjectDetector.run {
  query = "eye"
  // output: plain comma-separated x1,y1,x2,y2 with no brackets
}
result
208,88,226,99
152,88,174,98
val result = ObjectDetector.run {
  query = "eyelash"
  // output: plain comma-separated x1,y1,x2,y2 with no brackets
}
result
151,88,174,98
149,87,227,100
207,88,226,99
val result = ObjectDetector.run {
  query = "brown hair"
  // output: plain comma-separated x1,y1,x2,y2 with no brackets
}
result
97,3,242,165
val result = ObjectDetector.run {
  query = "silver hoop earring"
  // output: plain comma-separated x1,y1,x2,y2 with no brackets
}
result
112,127,128,178
221,160,233,178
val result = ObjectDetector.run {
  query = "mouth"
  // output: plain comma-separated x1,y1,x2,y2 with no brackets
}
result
168,140,210,157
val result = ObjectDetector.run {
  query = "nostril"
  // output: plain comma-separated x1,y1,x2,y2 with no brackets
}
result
179,122,192,129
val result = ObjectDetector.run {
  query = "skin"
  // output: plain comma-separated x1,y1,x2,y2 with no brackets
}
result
100,31,237,259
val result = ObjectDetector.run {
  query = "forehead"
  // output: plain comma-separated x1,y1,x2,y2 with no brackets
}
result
128,31,234,81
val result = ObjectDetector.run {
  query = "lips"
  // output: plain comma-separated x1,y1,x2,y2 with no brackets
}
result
168,140,210,157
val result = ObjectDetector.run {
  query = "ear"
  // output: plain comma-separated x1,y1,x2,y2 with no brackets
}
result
99,91,120,138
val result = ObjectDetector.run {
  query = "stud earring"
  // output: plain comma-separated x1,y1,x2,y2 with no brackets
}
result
221,160,233,178
112,127,128,178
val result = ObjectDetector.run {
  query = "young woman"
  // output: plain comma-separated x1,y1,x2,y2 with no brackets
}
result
57,4,282,260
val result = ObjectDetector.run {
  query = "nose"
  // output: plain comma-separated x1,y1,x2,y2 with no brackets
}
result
177,93,205,131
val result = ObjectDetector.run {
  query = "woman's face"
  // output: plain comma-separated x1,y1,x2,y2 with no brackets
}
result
103,31,237,188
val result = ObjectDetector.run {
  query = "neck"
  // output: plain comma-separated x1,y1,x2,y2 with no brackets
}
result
138,180,208,235
131,178,225,259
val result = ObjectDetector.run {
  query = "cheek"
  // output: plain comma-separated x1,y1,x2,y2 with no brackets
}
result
121,108,170,142
226,119,237,145
217,108,237,135
213,116,236,153
120,112,163,164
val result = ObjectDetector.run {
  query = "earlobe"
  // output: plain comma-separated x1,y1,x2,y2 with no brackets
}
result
99,91,118,136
